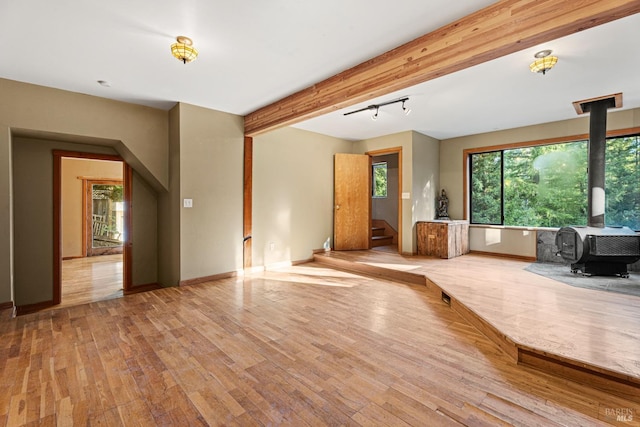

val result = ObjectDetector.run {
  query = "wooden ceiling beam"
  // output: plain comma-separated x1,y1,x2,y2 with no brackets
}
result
244,0,640,136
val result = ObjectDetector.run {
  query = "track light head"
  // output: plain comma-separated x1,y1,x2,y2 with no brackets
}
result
402,100,411,115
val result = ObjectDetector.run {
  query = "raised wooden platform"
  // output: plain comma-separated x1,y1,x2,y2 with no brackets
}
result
314,250,640,402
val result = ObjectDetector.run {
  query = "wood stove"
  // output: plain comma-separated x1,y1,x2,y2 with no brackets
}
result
556,226,640,277
556,94,640,277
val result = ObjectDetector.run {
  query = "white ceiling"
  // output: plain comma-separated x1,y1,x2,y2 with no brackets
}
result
1,1,639,141
295,12,640,140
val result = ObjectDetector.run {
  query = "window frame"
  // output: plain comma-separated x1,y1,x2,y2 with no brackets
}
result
372,161,388,199
469,150,504,226
463,127,640,228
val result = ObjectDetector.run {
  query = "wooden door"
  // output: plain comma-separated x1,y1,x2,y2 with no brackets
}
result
334,153,371,250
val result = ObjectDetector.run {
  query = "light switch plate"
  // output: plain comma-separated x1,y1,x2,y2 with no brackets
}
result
401,192,410,199
183,198,193,208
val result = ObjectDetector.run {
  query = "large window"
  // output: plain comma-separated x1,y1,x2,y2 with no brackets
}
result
469,135,640,229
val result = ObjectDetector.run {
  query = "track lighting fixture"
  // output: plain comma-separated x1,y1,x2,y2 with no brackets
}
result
344,97,410,118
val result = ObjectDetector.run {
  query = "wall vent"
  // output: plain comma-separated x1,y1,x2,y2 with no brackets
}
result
441,292,451,306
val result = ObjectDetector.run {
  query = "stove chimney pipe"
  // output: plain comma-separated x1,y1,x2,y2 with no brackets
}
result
582,98,615,228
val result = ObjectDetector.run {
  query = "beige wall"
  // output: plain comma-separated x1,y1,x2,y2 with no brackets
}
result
131,170,158,286
1,78,168,305
439,107,640,257
0,127,11,303
469,226,537,258
61,158,123,258
158,105,182,287
176,103,245,281
411,131,440,253
253,127,352,267
0,79,168,189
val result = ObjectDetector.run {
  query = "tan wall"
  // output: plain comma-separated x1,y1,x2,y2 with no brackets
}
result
61,158,123,258
440,107,640,257
469,226,537,258
0,79,168,189
0,128,11,303
158,105,181,287
131,171,158,286
177,103,245,281
411,131,440,253
1,78,168,305
253,127,352,267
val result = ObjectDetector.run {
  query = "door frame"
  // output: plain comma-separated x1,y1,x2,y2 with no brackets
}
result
243,136,253,269
53,150,132,305
366,147,403,254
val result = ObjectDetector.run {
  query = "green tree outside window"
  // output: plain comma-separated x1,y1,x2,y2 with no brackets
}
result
373,162,387,198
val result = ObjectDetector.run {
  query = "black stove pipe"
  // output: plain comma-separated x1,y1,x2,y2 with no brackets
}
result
583,98,615,228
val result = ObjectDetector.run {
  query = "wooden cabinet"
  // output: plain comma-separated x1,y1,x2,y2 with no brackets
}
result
417,220,469,258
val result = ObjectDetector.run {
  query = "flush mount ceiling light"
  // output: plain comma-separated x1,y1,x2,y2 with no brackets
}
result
171,36,198,64
529,49,558,75
344,97,410,119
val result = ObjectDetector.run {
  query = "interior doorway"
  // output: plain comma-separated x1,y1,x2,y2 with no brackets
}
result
54,151,132,306
368,148,402,253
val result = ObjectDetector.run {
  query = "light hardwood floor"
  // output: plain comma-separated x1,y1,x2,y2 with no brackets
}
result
314,251,640,388
1,261,637,425
60,254,123,308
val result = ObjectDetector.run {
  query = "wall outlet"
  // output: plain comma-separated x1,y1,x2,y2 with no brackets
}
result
183,198,193,208
269,242,275,251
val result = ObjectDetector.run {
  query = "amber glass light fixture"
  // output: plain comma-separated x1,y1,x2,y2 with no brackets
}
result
171,36,198,64
529,50,558,75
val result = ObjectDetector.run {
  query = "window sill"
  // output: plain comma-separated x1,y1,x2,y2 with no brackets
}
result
469,224,560,232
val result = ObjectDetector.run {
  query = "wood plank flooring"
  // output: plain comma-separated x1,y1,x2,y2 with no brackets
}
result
315,251,640,390
60,255,123,308
1,262,638,425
